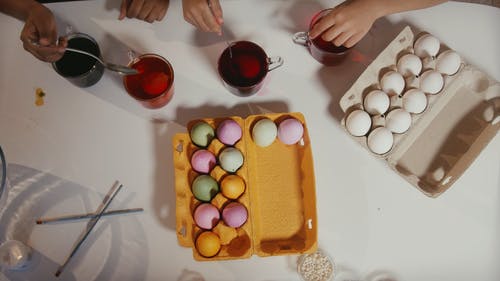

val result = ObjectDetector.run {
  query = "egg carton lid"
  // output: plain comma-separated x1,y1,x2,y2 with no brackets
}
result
340,25,500,197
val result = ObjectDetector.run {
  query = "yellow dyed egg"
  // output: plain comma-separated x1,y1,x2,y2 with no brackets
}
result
221,175,246,199
195,231,221,258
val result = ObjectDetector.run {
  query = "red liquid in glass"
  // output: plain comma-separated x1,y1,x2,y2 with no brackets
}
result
124,56,172,99
218,41,267,87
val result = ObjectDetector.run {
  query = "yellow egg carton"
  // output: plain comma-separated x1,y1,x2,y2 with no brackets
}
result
172,112,318,261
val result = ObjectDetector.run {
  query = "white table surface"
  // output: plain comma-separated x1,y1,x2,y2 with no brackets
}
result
0,1,499,281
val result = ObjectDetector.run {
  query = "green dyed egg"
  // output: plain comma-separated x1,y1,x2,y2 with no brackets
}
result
192,175,219,202
190,122,215,147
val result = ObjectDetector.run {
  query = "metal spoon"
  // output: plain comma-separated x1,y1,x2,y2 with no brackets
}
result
65,48,139,75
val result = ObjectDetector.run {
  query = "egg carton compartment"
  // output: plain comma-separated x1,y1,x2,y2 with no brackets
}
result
173,112,317,261
340,26,499,197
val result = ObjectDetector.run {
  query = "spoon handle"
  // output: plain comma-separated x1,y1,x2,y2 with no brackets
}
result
64,47,105,65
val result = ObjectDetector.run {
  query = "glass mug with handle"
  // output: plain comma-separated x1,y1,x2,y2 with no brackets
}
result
217,41,283,97
293,8,352,66
123,52,175,109
52,32,105,88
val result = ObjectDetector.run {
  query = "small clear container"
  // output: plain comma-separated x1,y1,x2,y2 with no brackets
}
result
0,240,32,271
297,250,335,281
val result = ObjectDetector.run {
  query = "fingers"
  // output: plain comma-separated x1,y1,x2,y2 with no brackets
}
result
183,0,221,33
308,13,335,39
344,33,363,48
121,0,169,22
333,30,354,47
208,0,223,24
127,0,145,19
119,0,130,20
201,7,221,33
22,39,64,62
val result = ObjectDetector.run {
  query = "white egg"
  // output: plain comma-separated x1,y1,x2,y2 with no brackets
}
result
436,50,461,75
397,54,422,77
367,127,393,154
414,34,440,58
363,90,390,115
218,147,244,172
345,110,371,137
385,108,412,134
252,118,277,147
402,89,427,114
419,70,444,94
380,71,405,96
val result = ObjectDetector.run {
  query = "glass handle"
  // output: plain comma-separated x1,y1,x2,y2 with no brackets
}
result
267,56,284,72
292,31,309,46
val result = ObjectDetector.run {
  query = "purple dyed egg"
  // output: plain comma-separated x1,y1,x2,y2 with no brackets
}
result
191,149,216,173
216,119,242,146
222,202,248,228
194,203,220,230
277,118,304,145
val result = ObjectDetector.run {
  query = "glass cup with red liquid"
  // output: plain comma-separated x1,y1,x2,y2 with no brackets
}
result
293,8,352,66
123,53,174,109
217,41,283,97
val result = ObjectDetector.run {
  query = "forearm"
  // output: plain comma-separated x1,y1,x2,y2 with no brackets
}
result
0,0,39,21
363,0,448,19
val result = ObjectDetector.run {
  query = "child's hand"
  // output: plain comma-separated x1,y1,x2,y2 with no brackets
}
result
119,0,169,23
309,0,379,48
20,3,66,62
182,0,223,34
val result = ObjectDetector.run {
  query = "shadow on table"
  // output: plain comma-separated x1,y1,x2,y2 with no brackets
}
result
272,0,326,35
0,164,148,281
150,101,290,233
317,18,411,123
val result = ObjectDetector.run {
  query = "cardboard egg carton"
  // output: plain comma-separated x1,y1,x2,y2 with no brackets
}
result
340,26,499,197
173,112,317,261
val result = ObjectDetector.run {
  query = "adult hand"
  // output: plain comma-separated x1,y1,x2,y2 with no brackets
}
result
308,0,379,48
182,0,223,34
119,0,169,23
20,3,66,62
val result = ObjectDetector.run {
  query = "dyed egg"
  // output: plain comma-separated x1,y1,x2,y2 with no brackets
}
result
216,119,242,146
218,147,244,173
380,71,405,96
191,149,216,174
436,50,461,75
367,127,393,154
190,121,215,147
192,175,219,202
222,202,248,228
277,118,304,145
193,203,220,230
363,90,390,115
402,89,427,114
345,110,371,137
419,70,444,95
221,175,246,199
252,118,277,147
414,34,440,58
397,54,422,77
385,108,412,134
195,231,221,258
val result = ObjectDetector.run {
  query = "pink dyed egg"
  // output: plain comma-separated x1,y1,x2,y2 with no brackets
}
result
191,149,216,173
222,202,248,228
217,119,242,146
194,203,220,230
277,118,304,145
